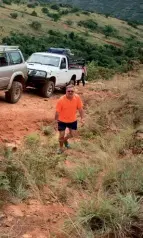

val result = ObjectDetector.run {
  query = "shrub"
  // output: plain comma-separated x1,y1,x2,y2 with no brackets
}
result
70,7,79,13
70,165,98,187
0,171,10,190
25,133,40,146
60,9,70,15
65,20,73,26
102,25,118,37
0,138,63,200
87,62,115,80
103,157,143,195
10,12,18,19
78,19,98,31
50,4,59,11
41,7,49,14
47,12,61,21
42,126,53,136
74,194,142,237
3,0,11,5
82,11,90,16
127,20,139,28
31,10,37,17
30,21,41,30
27,3,35,8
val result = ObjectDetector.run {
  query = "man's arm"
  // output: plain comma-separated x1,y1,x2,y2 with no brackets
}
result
78,108,84,121
55,111,59,121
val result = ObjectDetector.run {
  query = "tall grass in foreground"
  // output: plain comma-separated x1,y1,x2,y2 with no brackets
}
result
65,193,143,238
0,71,142,237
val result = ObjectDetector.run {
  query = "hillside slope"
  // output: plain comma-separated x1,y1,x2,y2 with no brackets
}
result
47,0,143,23
0,3,143,45
0,68,143,237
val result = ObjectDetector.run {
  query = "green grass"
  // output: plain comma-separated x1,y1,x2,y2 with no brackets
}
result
72,193,142,237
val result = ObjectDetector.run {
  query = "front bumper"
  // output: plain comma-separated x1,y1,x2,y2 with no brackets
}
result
27,75,47,86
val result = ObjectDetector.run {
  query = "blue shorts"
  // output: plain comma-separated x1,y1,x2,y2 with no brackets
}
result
58,121,77,131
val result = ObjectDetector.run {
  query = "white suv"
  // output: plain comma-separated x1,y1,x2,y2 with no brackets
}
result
0,45,28,103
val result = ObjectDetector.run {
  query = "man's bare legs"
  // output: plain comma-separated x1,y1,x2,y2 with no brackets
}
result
64,129,77,147
59,129,77,152
59,130,65,152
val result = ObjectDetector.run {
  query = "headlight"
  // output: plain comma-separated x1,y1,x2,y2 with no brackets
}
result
35,70,47,77
28,69,48,77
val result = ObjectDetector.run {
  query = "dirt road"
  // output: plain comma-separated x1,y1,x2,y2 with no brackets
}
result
0,88,58,143
0,84,119,144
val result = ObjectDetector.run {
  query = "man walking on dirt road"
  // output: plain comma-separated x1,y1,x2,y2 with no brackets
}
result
55,84,84,154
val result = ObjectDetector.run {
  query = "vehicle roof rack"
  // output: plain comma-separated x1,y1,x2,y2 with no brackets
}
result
0,45,19,51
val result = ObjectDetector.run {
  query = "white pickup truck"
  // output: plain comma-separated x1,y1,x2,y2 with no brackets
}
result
26,52,84,97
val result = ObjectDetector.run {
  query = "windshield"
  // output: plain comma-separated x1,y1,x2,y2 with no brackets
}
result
27,54,60,67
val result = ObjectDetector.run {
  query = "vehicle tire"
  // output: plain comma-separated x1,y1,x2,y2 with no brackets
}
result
70,79,75,86
40,81,55,98
61,86,66,94
5,81,22,104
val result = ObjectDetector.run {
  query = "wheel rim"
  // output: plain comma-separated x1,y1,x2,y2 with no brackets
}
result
14,87,21,100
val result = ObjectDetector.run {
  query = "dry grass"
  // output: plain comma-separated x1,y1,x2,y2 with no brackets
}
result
0,69,143,237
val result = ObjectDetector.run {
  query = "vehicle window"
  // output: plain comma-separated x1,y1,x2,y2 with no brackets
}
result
9,52,23,65
27,54,60,67
0,53,8,67
60,58,66,69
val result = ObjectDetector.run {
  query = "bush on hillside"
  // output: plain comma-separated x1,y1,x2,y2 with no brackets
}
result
102,25,119,37
60,9,70,15
50,4,60,11
47,12,61,21
82,11,90,16
3,0,12,5
10,12,18,19
127,20,139,28
27,3,35,8
87,62,115,80
30,21,41,30
31,10,37,17
42,7,49,14
65,20,73,26
70,7,79,13
59,3,72,8
78,19,98,31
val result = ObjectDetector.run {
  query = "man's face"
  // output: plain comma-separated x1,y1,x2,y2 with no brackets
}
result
66,87,74,98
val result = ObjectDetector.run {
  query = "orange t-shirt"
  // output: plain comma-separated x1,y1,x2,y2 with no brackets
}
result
56,94,83,123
